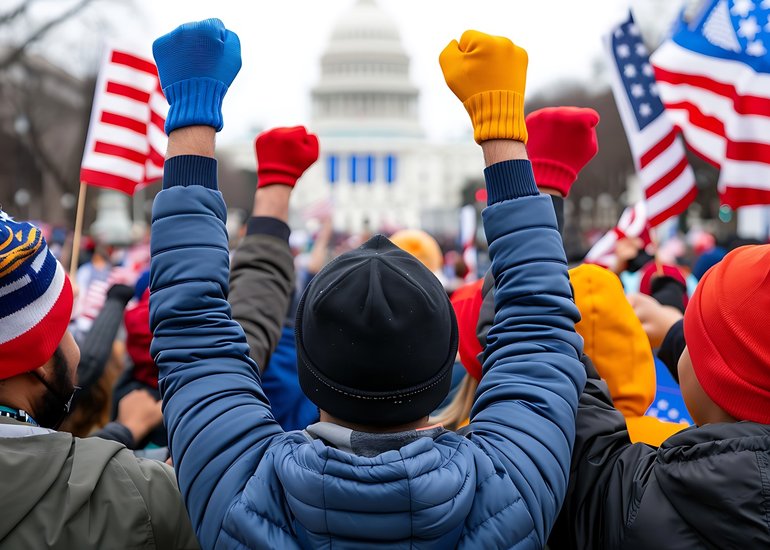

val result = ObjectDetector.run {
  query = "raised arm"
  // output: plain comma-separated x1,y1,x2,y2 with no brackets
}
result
229,127,318,370
440,31,586,546
149,20,283,549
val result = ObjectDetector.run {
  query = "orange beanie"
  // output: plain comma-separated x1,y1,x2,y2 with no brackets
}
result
390,230,444,273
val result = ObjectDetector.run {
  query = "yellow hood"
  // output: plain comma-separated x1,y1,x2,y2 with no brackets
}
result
569,264,684,445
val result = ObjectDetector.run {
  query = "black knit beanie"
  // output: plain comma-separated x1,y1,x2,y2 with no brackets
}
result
296,235,458,427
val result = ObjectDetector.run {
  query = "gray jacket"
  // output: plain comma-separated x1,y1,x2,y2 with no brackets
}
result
229,217,295,370
0,417,198,549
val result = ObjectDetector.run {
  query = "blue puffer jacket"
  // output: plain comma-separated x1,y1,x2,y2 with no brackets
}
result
150,155,585,549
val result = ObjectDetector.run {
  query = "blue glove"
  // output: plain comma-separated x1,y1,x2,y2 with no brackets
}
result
153,18,241,133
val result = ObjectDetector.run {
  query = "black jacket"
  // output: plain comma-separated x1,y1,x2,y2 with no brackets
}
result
549,357,770,549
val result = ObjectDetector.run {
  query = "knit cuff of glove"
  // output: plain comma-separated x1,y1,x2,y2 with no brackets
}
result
530,159,577,197
163,78,228,133
257,166,301,188
463,90,527,144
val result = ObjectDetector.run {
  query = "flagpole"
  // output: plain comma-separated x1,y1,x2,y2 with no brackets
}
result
69,181,88,278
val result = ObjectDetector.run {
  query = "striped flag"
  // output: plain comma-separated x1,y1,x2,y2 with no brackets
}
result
80,46,167,195
585,201,653,270
605,13,698,227
651,0,770,209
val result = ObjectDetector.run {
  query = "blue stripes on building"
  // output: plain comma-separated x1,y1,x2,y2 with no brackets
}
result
327,155,339,184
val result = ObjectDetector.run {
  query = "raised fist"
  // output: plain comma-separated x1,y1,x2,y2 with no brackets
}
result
153,18,241,133
255,126,320,188
526,107,600,197
439,30,528,143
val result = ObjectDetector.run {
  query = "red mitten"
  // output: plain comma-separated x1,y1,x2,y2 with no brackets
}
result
255,126,319,188
525,107,599,197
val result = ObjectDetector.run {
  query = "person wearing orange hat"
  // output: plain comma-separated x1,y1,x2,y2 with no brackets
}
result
549,245,770,548
389,229,445,281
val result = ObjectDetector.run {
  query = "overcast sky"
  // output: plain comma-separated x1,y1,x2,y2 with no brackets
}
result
24,0,685,144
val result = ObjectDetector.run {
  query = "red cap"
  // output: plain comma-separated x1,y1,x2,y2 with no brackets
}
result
639,261,689,309
525,107,600,197
124,290,157,389
684,245,770,423
450,279,484,381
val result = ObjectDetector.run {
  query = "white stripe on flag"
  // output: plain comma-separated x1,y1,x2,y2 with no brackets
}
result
98,94,151,122
720,160,770,191
100,63,159,94
149,90,169,118
646,166,696,219
639,142,686,188
657,81,770,142
664,107,726,163
652,40,770,98
626,115,674,161
82,151,145,178
147,124,167,159
91,123,150,153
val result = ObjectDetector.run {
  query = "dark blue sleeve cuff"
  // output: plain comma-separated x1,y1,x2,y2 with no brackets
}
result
162,155,218,191
246,217,291,242
483,160,539,204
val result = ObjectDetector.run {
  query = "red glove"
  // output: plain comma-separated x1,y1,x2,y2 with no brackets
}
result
525,107,599,197
255,126,319,188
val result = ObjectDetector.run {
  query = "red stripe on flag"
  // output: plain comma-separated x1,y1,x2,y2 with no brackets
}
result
80,168,142,195
720,186,770,209
148,147,164,167
101,112,146,135
94,141,147,165
111,50,158,76
640,128,678,169
150,111,165,131
654,66,770,117
649,186,698,227
725,140,770,164
645,157,690,198
106,81,150,103
664,101,726,137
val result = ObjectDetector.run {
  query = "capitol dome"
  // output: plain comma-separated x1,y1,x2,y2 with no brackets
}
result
311,0,423,138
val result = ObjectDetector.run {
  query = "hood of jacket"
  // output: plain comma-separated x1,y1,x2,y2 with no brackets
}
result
570,265,686,446
228,428,533,549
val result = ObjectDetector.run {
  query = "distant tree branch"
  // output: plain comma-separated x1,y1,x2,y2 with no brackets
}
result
0,1,32,26
0,0,98,70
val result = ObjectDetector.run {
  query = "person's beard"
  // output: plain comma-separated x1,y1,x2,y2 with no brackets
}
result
35,348,76,429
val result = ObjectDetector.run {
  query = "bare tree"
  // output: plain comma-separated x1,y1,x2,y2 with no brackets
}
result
0,0,101,70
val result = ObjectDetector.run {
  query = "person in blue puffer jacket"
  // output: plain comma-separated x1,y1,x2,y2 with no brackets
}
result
149,20,585,549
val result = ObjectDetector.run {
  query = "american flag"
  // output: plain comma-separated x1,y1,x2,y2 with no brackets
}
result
605,13,698,227
584,201,653,270
80,47,167,195
651,0,770,209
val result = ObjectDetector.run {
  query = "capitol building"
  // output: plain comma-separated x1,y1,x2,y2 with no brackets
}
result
228,0,483,235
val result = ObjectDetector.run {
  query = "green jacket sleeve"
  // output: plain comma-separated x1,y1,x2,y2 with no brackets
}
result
228,217,295,371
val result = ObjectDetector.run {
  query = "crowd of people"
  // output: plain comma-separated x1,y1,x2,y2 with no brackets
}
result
0,17,768,549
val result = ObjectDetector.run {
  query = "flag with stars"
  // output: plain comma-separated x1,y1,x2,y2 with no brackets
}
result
605,13,697,226
652,0,770,209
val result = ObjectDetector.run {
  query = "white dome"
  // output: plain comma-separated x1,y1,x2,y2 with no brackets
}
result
311,0,423,138
329,0,401,43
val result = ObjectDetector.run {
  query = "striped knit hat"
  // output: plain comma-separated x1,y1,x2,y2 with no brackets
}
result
0,211,73,379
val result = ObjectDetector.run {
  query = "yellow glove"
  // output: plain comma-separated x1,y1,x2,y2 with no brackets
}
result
439,30,528,144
